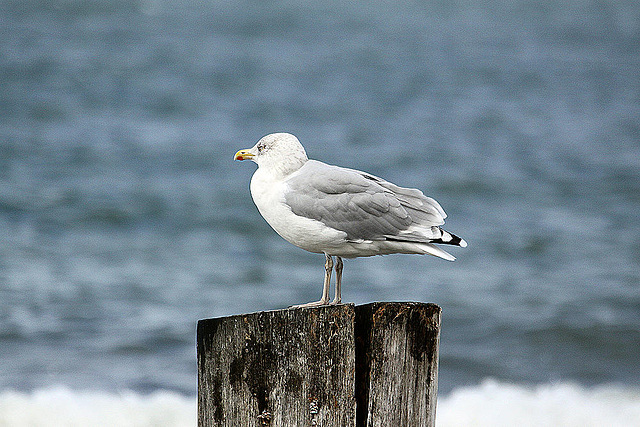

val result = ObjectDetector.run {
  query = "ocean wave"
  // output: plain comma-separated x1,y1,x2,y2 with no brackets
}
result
0,387,195,427
1,380,639,427
437,379,640,427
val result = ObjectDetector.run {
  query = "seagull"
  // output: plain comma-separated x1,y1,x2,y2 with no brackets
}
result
234,133,466,308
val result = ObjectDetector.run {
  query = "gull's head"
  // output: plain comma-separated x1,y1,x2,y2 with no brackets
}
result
235,133,308,176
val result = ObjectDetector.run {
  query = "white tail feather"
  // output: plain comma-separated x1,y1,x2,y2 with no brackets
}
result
419,243,456,261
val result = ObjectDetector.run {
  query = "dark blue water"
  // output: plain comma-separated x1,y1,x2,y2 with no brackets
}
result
1,0,639,400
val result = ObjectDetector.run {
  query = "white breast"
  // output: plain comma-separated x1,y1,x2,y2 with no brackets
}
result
250,168,347,254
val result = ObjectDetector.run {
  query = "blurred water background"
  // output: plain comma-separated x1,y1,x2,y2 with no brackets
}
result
1,0,640,425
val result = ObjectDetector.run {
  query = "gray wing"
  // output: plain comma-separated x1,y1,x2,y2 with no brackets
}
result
284,160,447,242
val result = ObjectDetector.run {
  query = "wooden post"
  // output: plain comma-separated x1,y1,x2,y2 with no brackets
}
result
197,302,440,427
197,305,356,426
355,302,441,427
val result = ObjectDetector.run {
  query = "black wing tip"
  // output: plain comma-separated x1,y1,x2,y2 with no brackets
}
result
429,231,467,247
383,231,467,247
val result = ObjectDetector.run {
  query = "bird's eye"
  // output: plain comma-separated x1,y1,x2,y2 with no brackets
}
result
257,143,265,152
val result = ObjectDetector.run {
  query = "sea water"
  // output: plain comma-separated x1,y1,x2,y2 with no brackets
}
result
1,0,639,425
2,382,640,426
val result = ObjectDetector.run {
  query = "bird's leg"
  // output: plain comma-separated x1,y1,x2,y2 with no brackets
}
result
290,253,332,308
320,253,332,303
330,256,343,305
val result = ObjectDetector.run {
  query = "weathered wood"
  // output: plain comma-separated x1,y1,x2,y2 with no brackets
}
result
197,302,441,427
355,302,441,427
197,305,356,426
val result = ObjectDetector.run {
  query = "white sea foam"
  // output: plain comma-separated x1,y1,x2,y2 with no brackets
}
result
437,379,640,427
0,387,196,427
1,381,639,427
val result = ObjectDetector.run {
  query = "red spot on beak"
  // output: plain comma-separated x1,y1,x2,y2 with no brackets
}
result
234,150,253,161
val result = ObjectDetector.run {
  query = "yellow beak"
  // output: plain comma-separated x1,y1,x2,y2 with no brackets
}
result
234,149,254,161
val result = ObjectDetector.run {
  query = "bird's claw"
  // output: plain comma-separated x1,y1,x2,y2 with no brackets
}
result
289,300,329,309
